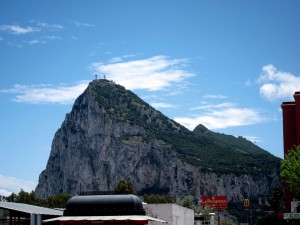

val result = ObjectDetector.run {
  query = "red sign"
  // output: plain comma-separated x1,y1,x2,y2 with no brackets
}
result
201,196,227,210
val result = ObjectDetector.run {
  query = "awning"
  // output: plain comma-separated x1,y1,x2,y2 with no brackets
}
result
43,215,167,223
0,202,63,216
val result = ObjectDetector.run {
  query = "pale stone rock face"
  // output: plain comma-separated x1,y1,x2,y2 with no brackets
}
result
35,80,280,201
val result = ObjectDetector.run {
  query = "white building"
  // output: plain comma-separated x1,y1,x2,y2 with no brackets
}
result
194,213,216,225
144,203,194,225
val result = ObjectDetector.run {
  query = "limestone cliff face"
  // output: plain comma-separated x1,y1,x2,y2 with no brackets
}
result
35,79,281,200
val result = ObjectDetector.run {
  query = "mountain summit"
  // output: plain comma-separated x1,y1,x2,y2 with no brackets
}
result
35,79,281,201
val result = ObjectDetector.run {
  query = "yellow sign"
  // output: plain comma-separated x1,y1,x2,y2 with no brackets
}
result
243,199,250,208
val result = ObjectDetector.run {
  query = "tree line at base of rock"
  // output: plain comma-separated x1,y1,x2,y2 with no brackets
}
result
0,189,72,208
0,178,291,225
0,180,178,208
1,139,298,225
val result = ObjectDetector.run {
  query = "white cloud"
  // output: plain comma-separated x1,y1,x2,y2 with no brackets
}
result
151,102,176,109
23,39,40,45
91,55,194,91
22,36,62,45
203,94,227,99
44,35,62,40
0,25,39,35
257,64,300,101
36,22,64,30
141,94,159,100
1,81,89,104
109,57,123,63
190,102,235,110
3,55,192,104
109,55,136,63
243,136,262,144
74,21,95,27
175,102,267,130
0,175,36,196
0,22,64,46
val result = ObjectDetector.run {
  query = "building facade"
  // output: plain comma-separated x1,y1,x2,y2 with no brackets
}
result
281,91,300,212
144,204,194,225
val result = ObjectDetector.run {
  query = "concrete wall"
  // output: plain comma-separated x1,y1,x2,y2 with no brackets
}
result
144,203,194,225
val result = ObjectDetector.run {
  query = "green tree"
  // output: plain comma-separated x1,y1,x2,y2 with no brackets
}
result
176,196,196,210
15,189,37,204
46,193,72,208
4,189,71,208
113,180,137,194
6,192,17,202
281,145,300,198
143,194,175,204
270,186,283,213
197,205,212,221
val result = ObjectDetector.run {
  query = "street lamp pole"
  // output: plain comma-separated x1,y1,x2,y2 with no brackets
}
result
217,203,220,225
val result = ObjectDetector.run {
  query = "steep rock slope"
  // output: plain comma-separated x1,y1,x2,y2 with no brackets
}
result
35,79,281,201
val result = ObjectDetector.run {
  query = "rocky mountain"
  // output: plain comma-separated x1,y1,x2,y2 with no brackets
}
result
35,79,281,202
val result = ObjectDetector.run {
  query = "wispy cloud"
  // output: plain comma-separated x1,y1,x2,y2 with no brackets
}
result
243,136,262,144
0,175,36,196
150,102,176,109
109,57,123,63
257,64,300,101
109,55,136,63
92,55,194,91
190,102,234,110
2,55,193,104
175,101,267,130
23,39,40,45
1,81,89,104
0,21,64,46
141,94,160,100
0,25,39,35
35,22,64,30
74,21,95,27
22,35,62,45
203,94,228,99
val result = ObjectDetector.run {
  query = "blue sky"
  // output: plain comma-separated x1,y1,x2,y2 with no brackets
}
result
0,0,300,196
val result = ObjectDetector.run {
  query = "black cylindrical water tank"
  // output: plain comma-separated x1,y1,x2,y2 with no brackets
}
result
64,194,145,216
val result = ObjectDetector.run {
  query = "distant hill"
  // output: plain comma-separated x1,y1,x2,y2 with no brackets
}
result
35,79,281,202
192,124,279,175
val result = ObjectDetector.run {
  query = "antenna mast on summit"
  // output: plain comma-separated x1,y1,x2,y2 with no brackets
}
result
95,74,98,80
103,74,106,79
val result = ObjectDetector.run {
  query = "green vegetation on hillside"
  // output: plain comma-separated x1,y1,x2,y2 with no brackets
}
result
87,80,280,176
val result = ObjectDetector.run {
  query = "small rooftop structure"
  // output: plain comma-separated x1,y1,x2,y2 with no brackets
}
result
64,194,145,216
44,194,166,225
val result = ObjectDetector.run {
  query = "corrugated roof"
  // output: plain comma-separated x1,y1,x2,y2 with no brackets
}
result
44,215,167,223
0,202,63,216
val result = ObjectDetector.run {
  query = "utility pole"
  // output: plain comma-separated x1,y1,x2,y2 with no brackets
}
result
217,203,220,225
